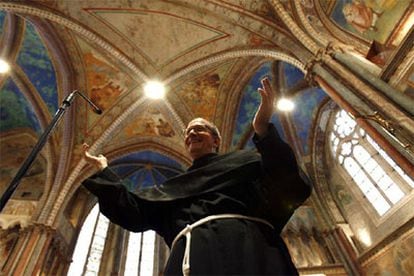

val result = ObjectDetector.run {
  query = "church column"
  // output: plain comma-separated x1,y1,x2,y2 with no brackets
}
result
0,224,70,275
310,65,414,179
332,51,414,116
269,0,414,177
324,227,362,275
99,223,127,276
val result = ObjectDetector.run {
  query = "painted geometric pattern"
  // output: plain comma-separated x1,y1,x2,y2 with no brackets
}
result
0,78,41,133
16,20,58,115
111,150,185,191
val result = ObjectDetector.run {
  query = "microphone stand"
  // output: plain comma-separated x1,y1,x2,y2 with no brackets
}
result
0,91,101,212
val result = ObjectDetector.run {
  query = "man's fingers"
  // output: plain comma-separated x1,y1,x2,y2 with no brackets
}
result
261,77,275,97
261,77,271,89
257,88,265,95
258,88,271,104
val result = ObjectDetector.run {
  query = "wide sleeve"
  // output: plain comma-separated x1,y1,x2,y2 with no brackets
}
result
82,167,166,233
252,123,312,218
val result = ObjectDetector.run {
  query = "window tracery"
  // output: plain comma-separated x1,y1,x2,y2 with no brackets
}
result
330,110,412,216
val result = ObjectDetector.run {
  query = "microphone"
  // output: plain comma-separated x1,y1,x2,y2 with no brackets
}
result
64,90,103,114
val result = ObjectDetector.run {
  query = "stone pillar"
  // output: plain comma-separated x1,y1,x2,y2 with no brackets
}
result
325,227,363,276
0,224,70,275
99,223,127,276
308,60,414,178
269,0,414,177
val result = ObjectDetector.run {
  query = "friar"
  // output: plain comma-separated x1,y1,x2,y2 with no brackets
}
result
82,77,312,275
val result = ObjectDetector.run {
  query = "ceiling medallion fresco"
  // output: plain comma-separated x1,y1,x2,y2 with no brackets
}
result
114,105,177,140
85,8,229,68
77,38,138,129
175,62,234,121
329,0,407,45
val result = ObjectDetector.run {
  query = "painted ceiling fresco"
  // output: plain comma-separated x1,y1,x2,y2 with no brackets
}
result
0,7,326,191
231,62,273,149
0,0,409,206
78,37,138,127
328,0,411,46
0,1,413,274
0,6,328,199
17,21,58,115
86,8,229,69
235,62,327,155
0,10,4,37
0,79,41,134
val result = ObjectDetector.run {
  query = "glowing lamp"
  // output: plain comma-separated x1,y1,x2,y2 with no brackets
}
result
0,59,10,73
276,98,294,112
144,81,166,99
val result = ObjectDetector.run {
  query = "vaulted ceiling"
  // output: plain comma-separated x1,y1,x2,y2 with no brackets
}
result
0,0,412,226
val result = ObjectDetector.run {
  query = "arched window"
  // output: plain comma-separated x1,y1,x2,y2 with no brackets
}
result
330,110,413,216
124,231,156,276
68,204,157,276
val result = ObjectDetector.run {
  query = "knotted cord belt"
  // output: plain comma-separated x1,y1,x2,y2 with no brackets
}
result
171,214,274,276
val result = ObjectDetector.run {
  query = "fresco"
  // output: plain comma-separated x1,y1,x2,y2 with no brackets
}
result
0,10,5,36
89,9,228,67
0,78,41,133
111,150,184,191
177,66,228,120
16,21,58,115
291,87,327,154
231,62,273,149
85,52,127,110
79,38,137,126
282,207,334,267
234,62,326,154
0,132,46,208
364,231,414,275
110,106,178,144
407,71,414,93
330,0,410,45
332,182,354,208
235,0,279,22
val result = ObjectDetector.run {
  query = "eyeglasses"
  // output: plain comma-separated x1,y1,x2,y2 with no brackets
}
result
183,125,212,136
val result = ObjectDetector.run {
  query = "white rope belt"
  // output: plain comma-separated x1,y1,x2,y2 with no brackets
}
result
171,214,274,276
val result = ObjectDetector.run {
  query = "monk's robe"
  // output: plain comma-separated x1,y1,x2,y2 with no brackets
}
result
83,124,312,275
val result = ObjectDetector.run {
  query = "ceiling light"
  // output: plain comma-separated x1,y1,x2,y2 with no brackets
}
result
276,98,295,112
144,81,166,99
0,59,10,73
